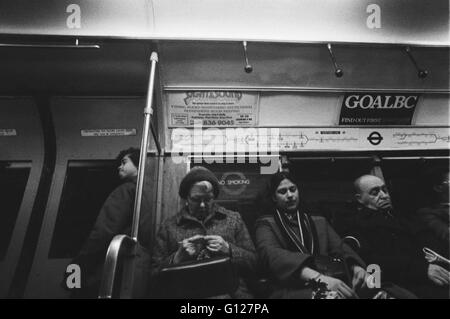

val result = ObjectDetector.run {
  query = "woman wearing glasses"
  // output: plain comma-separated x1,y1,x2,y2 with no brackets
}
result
151,166,257,298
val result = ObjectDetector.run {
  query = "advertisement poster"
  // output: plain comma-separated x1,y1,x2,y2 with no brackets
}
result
339,93,420,125
168,91,259,127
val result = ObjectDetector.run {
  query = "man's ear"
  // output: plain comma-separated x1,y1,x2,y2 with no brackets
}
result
355,193,363,204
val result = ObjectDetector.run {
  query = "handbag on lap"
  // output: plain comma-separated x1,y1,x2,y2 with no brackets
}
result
154,256,239,298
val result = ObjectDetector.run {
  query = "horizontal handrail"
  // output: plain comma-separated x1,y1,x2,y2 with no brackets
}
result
0,42,100,49
163,86,450,94
288,156,373,161
381,156,450,160
287,155,450,161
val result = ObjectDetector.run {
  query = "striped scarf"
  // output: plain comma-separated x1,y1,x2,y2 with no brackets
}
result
275,209,319,255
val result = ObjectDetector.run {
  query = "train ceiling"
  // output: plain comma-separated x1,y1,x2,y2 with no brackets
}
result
0,40,448,95
0,0,448,45
0,0,448,95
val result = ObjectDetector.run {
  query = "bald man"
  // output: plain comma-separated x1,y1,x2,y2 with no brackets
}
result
344,175,449,298
354,175,393,213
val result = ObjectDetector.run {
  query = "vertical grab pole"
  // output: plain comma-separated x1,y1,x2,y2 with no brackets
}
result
131,51,159,242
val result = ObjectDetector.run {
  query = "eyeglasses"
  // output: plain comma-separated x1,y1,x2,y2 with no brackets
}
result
187,196,214,205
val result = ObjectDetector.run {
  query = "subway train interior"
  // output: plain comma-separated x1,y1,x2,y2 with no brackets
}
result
0,0,449,299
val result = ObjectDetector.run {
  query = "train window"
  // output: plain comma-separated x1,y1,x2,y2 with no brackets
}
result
49,161,120,259
0,162,31,261
381,157,450,217
287,157,373,231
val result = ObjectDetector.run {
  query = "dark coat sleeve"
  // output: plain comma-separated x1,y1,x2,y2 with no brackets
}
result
324,220,366,269
255,217,312,284
79,183,134,257
228,213,257,275
417,207,449,244
151,221,178,273
345,220,428,283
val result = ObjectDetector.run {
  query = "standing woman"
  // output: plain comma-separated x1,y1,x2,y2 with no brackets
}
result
255,171,368,299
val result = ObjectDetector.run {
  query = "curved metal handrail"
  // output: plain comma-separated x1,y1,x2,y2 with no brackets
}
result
342,235,361,251
98,234,136,299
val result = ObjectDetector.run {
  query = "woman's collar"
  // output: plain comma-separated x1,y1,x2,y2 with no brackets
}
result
277,209,299,221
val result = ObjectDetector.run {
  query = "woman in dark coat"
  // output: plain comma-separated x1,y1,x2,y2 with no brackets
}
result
255,172,368,299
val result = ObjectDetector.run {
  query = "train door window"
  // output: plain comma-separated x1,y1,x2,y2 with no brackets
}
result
287,157,373,233
49,161,120,259
193,160,274,237
381,156,450,217
0,161,31,261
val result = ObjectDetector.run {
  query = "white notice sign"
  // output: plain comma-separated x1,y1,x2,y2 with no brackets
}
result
81,129,137,137
0,129,17,136
168,91,259,127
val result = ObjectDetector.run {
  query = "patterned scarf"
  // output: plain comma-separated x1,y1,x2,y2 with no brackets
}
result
275,209,319,255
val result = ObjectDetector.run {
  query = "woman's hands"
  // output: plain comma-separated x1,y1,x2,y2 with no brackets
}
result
173,234,230,264
300,265,368,299
204,235,230,255
321,265,368,298
351,265,368,291
173,234,204,264
318,275,358,299
428,264,450,286
317,265,368,298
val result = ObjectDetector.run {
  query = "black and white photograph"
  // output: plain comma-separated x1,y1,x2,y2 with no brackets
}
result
0,0,448,304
